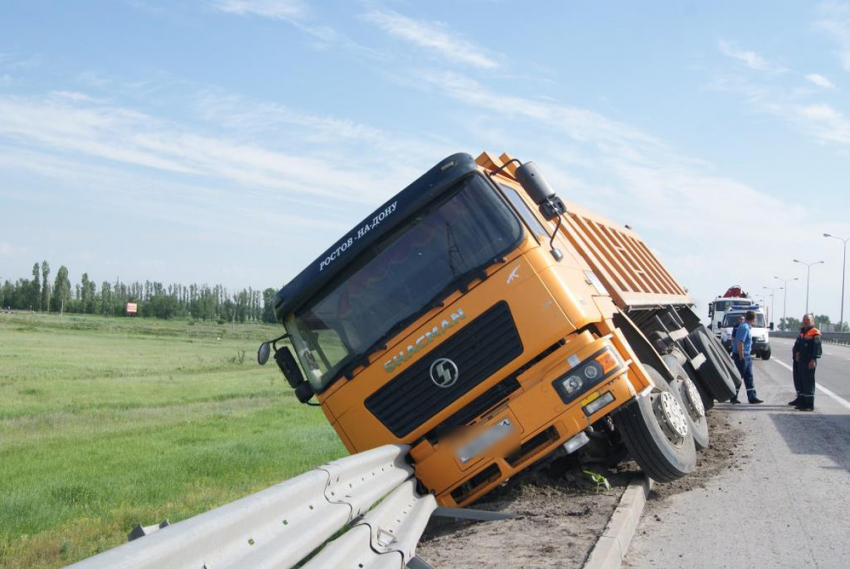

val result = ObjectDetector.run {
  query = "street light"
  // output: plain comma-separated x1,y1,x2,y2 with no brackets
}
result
763,286,783,327
774,276,799,330
793,259,825,315
824,233,850,332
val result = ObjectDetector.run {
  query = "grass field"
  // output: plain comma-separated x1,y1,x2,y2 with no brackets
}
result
0,312,346,568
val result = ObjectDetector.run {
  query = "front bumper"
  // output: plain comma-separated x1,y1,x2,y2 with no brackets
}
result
411,336,640,507
723,339,770,352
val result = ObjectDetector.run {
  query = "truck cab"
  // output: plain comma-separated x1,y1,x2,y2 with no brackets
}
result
720,307,771,359
265,152,734,508
708,294,753,337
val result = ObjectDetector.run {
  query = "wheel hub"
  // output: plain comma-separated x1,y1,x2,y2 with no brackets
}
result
683,377,706,418
659,391,689,438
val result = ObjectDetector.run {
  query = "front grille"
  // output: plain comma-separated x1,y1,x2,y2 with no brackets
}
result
365,301,523,438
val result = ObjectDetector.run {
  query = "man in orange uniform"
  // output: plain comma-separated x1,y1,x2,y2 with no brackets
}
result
790,314,822,412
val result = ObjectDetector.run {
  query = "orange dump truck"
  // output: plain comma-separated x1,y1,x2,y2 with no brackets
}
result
263,152,741,507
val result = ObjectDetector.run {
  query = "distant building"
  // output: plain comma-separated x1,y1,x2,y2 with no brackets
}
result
126,302,138,316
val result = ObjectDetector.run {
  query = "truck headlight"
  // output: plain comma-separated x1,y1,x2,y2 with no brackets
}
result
561,375,584,394
553,347,624,405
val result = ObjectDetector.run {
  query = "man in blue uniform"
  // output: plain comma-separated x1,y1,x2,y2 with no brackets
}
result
730,310,764,404
790,313,822,411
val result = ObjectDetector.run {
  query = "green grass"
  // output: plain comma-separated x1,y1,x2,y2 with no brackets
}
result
0,312,347,568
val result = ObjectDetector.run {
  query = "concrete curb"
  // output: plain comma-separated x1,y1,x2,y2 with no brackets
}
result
583,475,653,569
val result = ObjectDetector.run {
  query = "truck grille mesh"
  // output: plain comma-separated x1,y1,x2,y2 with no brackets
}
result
365,301,523,438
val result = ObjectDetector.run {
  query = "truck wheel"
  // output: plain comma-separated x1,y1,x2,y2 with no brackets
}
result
690,329,736,402
701,326,742,388
614,365,696,482
669,347,715,412
762,347,771,361
692,377,715,412
662,355,709,450
712,339,742,388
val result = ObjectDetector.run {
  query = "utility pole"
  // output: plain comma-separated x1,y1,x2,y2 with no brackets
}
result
824,233,849,332
763,286,783,327
793,259,825,315
774,276,799,330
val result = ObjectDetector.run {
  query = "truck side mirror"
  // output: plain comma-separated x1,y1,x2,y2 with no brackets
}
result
257,342,271,365
275,346,304,389
515,162,566,221
769,322,775,330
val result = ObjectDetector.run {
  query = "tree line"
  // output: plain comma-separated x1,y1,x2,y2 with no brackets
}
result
778,315,848,333
1,261,279,323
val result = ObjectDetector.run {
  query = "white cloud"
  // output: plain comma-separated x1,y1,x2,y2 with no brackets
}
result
213,1,384,60
0,93,405,204
817,2,850,72
805,72,837,88
0,242,26,258
797,103,850,144
711,73,850,148
213,0,306,20
194,92,451,162
718,40,787,72
407,67,850,314
49,90,104,102
363,10,500,69
420,71,660,150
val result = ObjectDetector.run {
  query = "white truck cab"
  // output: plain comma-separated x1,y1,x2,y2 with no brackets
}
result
719,307,772,360
708,296,754,338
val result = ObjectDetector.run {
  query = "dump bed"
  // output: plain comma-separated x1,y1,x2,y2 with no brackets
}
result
478,152,693,311
560,200,692,309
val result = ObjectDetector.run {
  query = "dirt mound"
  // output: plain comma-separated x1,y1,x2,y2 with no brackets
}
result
643,410,746,504
417,463,633,568
416,412,744,568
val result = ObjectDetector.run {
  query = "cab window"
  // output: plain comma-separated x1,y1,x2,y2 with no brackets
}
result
499,184,549,240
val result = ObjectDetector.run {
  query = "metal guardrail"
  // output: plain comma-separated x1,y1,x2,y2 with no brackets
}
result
771,331,850,345
65,444,435,569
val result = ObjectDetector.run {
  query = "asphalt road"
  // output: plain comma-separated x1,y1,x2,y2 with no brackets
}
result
623,346,850,569
771,337,850,406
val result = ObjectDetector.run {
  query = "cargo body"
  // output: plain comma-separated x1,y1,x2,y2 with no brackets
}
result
269,152,740,507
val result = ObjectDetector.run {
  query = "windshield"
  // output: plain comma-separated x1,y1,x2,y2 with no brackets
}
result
286,174,523,391
715,299,751,313
723,313,766,328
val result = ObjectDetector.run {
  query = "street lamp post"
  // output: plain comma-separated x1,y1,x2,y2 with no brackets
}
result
824,233,849,332
763,286,783,327
793,259,825,315
774,276,799,330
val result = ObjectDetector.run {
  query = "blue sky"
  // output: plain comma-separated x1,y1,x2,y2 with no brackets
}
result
2,0,850,322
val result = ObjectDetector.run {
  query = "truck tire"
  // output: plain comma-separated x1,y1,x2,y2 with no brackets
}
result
662,355,709,450
689,329,736,402
614,365,696,482
692,376,715,412
762,347,771,361
668,347,715,413
708,336,742,388
701,326,742,388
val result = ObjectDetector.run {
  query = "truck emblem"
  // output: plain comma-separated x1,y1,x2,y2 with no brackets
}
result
429,358,459,388
383,308,466,373
506,266,520,284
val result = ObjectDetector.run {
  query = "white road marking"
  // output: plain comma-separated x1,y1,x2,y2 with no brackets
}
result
771,359,850,411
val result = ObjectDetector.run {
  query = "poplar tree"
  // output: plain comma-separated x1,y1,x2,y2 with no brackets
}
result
41,261,50,312
32,263,40,311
